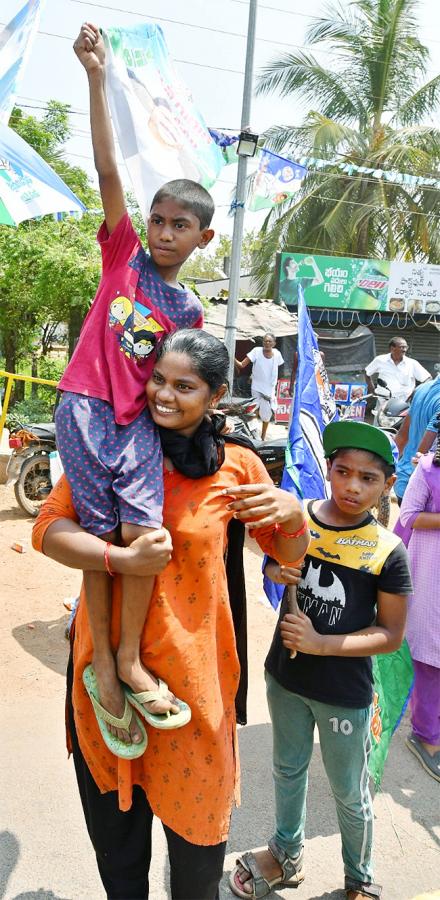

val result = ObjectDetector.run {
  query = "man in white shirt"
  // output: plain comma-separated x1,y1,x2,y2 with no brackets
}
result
365,336,431,401
235,333,284,439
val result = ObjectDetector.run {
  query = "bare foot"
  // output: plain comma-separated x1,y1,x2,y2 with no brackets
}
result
233,849,283,896
92,657,144,745
117,655,179,716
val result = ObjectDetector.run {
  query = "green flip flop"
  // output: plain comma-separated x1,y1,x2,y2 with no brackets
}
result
82,664,148,759
124,679,191,730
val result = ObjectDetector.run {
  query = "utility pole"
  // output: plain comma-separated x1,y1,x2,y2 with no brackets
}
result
224,0,258,392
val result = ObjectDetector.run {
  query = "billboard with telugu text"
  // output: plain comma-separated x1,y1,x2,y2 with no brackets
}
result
278,253,440,314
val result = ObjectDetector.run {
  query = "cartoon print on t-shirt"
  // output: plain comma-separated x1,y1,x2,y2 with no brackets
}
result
298,559,346,626
109,294,164,361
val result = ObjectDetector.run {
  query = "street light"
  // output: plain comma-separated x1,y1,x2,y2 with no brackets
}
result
237,130,259,158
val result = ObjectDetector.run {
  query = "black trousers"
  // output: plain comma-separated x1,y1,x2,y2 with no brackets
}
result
66,654,226,900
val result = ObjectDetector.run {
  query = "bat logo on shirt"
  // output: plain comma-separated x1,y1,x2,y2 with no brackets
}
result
309,529,321,539
316,547,340,560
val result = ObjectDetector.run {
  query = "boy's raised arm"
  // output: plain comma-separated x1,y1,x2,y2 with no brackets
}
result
74,22,126,234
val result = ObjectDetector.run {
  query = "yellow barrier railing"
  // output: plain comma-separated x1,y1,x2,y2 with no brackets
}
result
0,370,58,442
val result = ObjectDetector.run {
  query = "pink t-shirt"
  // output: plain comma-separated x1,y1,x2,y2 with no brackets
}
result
59,214,204,425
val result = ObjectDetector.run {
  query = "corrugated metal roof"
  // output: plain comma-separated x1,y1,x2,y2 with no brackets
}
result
203,298,298,340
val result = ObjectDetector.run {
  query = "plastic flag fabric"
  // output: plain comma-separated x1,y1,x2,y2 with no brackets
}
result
263,286,336,609
0,0,44,125
0,121,85,225
369,640,414,786
103,24,225,219
248,149,306,211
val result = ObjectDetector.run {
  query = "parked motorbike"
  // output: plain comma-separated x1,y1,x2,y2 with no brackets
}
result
372,379,410,434
6,421,56,516
219,396,287,486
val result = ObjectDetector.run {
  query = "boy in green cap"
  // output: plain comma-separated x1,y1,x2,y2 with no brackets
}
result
231,421,412,900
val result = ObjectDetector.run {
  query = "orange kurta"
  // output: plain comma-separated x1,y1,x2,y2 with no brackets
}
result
32,445,290,845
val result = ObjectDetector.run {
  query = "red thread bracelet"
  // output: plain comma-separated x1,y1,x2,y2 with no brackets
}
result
104,542,115,576
275,520,308,539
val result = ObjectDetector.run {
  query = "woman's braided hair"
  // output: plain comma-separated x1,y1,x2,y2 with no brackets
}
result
433,413,440,467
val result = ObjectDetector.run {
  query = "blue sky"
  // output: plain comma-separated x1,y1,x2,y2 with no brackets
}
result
3,0,440,236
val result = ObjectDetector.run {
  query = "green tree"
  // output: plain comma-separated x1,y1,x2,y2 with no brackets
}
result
9,102,99,207
252,0,440,294
180,230,265,289
0,104,102,387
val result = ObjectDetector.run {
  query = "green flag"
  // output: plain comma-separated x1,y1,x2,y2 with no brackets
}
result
369,639,414,786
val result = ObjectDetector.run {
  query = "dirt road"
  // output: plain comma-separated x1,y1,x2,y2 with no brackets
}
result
1,483,439,899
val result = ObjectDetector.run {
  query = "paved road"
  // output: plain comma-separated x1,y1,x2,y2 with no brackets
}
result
0,482,439,899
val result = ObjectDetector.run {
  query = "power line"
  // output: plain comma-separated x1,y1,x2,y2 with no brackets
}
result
228,0,316,19
61,150,440,219
71,0,440,46
69,0,319,50
276,191,440,219
2,10,439,79
13,100,440,191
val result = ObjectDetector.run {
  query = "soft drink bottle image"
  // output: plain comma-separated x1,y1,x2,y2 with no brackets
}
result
347,260,389,309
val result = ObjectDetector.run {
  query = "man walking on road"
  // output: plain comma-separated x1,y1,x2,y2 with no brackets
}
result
235,333,284,440
365,337,430,401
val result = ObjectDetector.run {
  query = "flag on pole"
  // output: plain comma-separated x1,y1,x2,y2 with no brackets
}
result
0,0,44,125
263,286,336,609
103,24,225,220
247,149,306,211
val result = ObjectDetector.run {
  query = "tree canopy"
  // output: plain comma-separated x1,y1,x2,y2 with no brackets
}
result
252,0,440,295
0,103,103,375
180,230,264,289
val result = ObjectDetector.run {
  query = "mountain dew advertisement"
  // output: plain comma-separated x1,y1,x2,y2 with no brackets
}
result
278,253,390,311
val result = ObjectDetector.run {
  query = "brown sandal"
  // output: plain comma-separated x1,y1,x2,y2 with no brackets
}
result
230,839,304,898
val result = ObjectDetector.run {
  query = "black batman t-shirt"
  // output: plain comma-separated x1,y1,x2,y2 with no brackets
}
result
265,501,412,708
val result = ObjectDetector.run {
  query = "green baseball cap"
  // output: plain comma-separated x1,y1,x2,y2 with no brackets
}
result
323,420,398,468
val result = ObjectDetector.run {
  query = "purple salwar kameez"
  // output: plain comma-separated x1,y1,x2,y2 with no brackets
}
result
396,454,440,744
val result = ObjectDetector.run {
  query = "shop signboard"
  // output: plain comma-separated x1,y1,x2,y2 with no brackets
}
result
278,253,440,315
386,261,440,316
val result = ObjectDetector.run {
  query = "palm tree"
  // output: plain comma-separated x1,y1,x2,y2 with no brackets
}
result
252,0,440,295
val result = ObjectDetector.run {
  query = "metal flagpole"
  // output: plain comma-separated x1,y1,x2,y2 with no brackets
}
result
224,0,258,392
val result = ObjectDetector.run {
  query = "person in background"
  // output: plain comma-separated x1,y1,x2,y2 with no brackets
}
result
395,428,440,783
365,337,430,402
394,374,440,504
235,333,284,440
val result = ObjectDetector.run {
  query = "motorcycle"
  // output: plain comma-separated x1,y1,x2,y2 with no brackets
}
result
6,421,56,516
372,378,410,434
219,396,287,486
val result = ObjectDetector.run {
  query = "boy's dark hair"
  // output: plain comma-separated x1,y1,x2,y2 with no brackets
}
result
151,179,215,230
156,328,229,393
329,447,394,480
